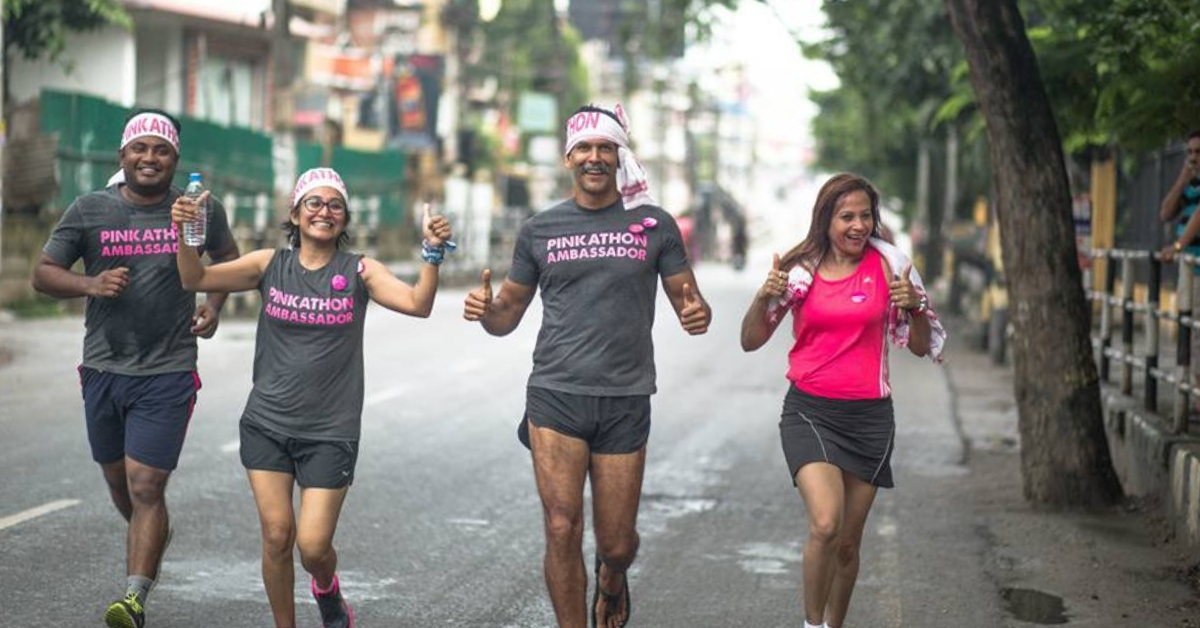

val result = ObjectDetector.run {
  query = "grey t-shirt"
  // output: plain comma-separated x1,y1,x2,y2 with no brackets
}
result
241,248,369,441
42,185,235,375
509,198,691,396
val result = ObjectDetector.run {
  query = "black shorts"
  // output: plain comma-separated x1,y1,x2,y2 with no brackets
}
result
80,366,201,471
779,384,895,488
239,420,359,489
519,386,651,455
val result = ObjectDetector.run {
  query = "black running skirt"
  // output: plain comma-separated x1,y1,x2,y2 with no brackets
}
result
779,384,895,488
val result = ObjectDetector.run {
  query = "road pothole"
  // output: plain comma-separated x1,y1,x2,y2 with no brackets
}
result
1000,587,1068,624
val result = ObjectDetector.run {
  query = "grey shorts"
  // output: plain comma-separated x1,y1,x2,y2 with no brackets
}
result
519,386,651,454
239,420,358,489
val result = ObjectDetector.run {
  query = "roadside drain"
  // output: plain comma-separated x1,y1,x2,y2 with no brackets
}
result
1000,587,1069,624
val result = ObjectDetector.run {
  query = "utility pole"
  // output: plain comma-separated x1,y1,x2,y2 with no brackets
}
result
547,0,568,192
1,19,6,284
271,0,293,130
648,0,667,195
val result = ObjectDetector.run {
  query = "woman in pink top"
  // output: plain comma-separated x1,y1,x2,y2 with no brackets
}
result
740,173,944,628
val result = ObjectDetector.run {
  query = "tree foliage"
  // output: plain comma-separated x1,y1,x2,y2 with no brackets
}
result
1023,0,1200,152
802,0,986,223
3,0,130,63
803,0,1200,212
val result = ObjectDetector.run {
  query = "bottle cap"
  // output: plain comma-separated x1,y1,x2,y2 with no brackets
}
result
189,172,201,181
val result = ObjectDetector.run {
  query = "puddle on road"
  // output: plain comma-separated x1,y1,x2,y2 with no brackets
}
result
735,542,800,575
157,559,399,603
1001,587,1069,624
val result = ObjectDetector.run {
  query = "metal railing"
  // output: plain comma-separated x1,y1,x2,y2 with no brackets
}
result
1089,248,1195,434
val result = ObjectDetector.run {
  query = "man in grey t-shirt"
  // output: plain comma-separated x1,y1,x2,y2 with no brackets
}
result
31,108,238,628
464,104,711,628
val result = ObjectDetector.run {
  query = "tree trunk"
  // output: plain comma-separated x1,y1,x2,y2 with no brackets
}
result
944,0,1122,507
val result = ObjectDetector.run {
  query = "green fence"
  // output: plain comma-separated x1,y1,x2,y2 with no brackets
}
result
40,89,273,227
295,142,407,227
38,90,413,249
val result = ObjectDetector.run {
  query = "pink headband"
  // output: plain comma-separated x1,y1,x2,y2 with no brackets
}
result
290,168,349,209
120,113,180,153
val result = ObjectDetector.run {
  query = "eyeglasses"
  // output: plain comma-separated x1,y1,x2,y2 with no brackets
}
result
302,196,347,215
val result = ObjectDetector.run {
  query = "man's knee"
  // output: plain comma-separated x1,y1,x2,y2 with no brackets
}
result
126,466,169,506
542,504,584,546
596,531,639,569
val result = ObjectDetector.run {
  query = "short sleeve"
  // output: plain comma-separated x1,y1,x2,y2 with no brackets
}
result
654,211,690,278
203,197,236,257
508,218,539,287
42,202,87,267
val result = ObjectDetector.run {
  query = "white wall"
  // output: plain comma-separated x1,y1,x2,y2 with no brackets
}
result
135,23,185,113
9,26,136,106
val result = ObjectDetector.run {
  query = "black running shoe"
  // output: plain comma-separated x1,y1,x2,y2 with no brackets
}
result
311,575,355,628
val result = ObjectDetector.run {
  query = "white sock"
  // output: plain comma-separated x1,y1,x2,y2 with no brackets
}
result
803,622,824,628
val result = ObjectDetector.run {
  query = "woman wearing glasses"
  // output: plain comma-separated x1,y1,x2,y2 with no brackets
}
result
172,167,452,628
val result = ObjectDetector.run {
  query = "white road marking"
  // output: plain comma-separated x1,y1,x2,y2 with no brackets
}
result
449,358,487,375
220,440,240,453
447,518,491,526
0,499,81,531
874,500,903,623
365,386,409,407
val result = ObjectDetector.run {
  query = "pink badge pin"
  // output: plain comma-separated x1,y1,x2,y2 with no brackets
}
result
641,217,658,229
331,274,348,291
628,223,645,234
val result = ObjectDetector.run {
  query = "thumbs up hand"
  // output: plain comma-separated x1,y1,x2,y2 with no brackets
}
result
422,202,454,247
889,264,919,310
463,269,494,321
758,253,789,300
679,282,710,335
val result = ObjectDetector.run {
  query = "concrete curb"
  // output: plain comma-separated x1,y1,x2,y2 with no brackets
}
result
1101,386,1200,553
1171,443,1200,550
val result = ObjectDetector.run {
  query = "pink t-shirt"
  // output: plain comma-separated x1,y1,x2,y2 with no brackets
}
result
786,246,890,399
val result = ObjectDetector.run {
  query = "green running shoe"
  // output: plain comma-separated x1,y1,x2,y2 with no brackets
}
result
104,592,145,628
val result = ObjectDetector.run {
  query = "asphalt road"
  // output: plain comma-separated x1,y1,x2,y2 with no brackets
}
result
2,262,1195,627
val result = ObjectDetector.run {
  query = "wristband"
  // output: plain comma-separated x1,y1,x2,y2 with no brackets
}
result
420,240,445,266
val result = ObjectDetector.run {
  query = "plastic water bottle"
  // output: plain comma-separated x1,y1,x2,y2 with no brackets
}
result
182,172,207,246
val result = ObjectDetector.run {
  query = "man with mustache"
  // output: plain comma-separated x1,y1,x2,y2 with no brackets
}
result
464,104,711,628
32,108,239,628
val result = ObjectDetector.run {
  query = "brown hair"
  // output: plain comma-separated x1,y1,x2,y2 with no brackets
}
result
779,173,883,272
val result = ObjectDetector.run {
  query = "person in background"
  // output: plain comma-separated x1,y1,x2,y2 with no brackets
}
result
1159,130,1200,407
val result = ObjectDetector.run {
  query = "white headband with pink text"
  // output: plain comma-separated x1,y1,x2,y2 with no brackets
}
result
563,104,654,210
290,167,350,209
120,112,180,153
